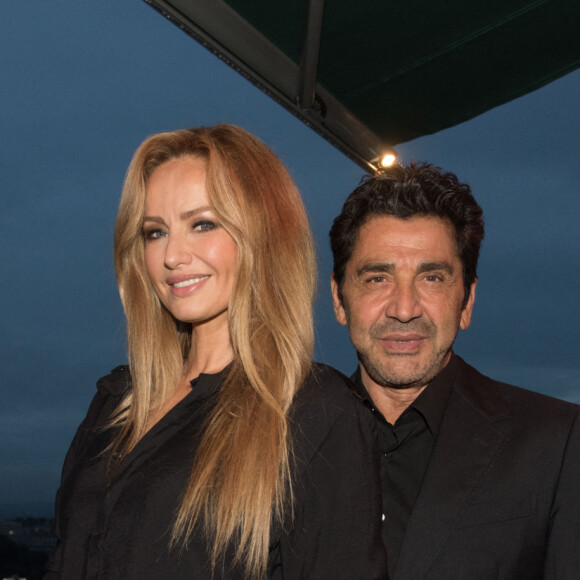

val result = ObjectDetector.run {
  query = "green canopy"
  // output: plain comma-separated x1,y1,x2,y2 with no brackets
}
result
144,0,580,171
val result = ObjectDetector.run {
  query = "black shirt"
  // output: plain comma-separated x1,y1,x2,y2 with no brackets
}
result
45,363,387,579
351,355,459,578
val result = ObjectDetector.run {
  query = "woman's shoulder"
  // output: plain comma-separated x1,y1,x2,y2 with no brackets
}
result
59,366,130,477
77,365,131,433
96,364,132,397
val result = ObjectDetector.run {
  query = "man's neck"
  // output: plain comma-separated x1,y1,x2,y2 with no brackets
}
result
361,368,427,425
359,351,457,424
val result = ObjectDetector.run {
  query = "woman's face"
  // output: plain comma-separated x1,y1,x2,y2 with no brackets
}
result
143,156,237,332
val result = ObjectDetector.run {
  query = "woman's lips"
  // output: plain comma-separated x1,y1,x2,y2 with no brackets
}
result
167,275,210,297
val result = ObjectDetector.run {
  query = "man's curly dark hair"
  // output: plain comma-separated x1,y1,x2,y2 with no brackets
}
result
330,162,485,306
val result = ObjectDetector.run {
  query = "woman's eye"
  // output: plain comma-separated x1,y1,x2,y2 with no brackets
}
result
143,228,166,241
193,220,217,232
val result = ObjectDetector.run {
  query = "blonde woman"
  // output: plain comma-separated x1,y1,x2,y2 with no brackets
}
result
45,125,386,579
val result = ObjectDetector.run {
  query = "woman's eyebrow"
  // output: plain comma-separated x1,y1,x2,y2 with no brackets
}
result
179,206,211,220
142,215,164,224
143,206,213,223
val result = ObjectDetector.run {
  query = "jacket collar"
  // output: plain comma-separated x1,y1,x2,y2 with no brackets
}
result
394,356,511,579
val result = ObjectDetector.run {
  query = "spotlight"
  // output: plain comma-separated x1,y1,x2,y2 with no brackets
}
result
371,150,398,171
379,152,396,167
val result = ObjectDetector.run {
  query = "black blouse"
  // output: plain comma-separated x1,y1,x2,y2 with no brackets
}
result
44,363,387,579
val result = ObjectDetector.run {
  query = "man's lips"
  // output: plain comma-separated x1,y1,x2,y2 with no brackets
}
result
378,333,426,353
381,333,425,342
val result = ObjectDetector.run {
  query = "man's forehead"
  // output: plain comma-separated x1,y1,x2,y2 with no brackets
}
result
349,214,460,265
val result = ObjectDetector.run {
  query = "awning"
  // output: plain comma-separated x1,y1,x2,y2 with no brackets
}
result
143,0,580,172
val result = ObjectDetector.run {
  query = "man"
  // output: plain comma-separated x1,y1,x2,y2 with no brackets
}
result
329,162,579,579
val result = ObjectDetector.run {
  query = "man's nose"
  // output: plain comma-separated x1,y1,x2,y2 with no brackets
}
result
384,281,422,322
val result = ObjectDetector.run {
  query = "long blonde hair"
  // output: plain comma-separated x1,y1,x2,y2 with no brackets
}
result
113,125,316,578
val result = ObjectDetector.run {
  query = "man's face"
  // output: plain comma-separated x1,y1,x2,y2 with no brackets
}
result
331,215,476,391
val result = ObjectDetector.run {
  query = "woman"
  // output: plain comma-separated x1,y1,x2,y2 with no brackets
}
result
45,125,386,579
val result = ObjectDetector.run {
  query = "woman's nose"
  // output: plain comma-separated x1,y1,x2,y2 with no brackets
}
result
164,233,191,269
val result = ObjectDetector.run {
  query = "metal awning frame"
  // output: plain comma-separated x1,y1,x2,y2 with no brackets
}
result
145,0,391,172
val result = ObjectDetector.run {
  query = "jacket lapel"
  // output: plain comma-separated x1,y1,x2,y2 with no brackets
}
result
394,359,511,579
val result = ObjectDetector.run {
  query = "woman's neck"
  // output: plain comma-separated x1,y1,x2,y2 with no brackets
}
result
144,320,233,435
184,319,234,381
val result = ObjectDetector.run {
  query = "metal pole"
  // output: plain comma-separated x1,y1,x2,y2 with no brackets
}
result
297,0,325,110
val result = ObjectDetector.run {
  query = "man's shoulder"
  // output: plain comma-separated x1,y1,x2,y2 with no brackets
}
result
293,362,359,417
289,363,370,451
454,356,579,424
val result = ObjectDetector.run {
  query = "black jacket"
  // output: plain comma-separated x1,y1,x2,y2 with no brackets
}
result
392,356,580,579
45,363,387,579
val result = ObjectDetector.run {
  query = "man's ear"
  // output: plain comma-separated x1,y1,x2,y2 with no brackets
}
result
460,279,477,330
330,274,348,326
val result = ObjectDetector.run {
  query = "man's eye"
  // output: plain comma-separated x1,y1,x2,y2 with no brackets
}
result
425,274,443,282
367,276,385,283
193,220,217,232
143,228,166,241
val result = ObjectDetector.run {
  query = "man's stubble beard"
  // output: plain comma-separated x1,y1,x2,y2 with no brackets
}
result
355,318,452,390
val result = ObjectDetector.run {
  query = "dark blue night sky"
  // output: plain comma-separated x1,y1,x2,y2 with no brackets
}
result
1,1,579,517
